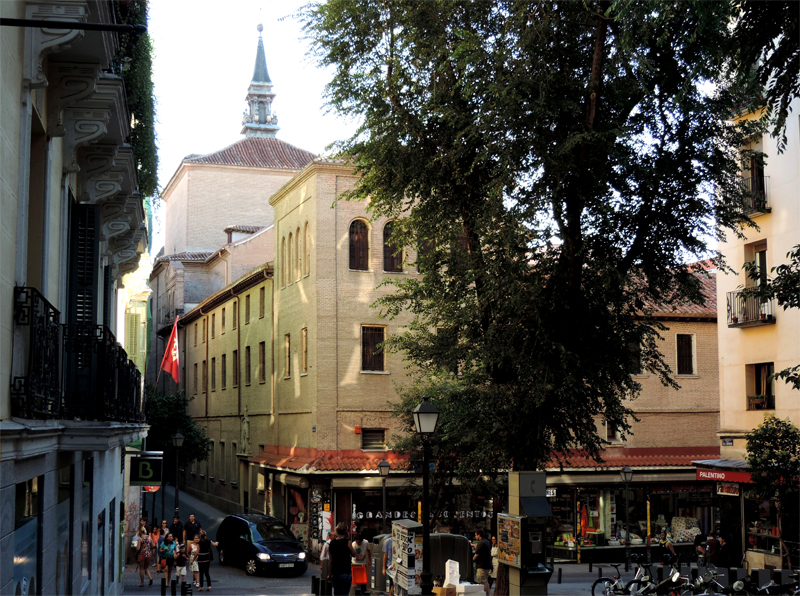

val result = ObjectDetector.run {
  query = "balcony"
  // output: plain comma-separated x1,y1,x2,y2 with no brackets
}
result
726,290,776,328
10,287,145,423
741,176,770,216
157,308,184,335
747,394,775,411
10,287,61,418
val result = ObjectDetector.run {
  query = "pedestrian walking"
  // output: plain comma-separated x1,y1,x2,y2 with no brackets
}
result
197,530,218,591
184,513,202,544
136,527,154,587
472,529,493,596
169,516,184,544
328,522,357,595
489,535,499,590
382,534,394,596
174,543,188,585
190,534,201,588
350,529,371,595
160,533,178,583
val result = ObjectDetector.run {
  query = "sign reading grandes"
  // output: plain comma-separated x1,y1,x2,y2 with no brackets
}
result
696,468,751,483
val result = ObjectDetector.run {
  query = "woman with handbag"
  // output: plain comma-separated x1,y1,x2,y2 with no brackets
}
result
160,533,177,583
136,527,154,587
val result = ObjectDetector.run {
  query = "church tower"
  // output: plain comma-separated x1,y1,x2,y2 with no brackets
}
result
241,24,280,138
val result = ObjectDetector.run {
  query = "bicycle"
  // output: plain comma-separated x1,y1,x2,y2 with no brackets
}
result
591,563,630,596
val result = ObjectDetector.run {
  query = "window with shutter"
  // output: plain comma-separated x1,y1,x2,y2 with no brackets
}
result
383,222,403,272
676,334,694,375
362,326,385,371
361,429,386,450
349,220,369,270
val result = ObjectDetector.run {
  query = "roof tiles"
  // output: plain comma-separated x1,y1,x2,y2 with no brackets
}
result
184,137,316,169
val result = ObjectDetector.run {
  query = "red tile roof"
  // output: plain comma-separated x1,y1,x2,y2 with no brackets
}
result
184,137,316,169
650,271,717,316
546,446,720,470
224,224,267,234
156,251,213,263
250,446,718,474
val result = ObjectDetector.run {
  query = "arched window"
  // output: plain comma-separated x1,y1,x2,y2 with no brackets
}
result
349,220,369,270
288,233,293,283
281,237,286,286
295,227,301,281
304,222,311,276
383,221,403,272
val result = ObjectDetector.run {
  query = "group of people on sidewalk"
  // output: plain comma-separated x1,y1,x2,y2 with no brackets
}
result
133,513,219,590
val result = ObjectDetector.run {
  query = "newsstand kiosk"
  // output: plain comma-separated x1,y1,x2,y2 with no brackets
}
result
502,471,554,595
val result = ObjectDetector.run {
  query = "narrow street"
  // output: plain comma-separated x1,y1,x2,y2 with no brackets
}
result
125,485,319,595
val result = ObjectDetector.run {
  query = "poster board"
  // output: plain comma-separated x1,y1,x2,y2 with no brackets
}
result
497,513,524,568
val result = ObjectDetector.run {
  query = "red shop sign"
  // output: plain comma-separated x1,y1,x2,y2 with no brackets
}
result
696,469,751,483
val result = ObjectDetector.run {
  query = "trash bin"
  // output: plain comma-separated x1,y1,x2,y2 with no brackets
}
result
521,563,554,596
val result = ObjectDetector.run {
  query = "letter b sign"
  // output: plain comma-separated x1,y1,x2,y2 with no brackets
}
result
130,457,162,486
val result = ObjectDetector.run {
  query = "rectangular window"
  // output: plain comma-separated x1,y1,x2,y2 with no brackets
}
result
220,442,226,482
245,294,251,324
747,362,775,410
259,287,265,318
209,442,215,480
233,350,239,387
193,363,198,395
284,334,291,378
202,319,206,343
361,429,386,450
676,334,694,375
233,302,238,329
301,327,308,374
194,324,197,346
221,354,227,390
211,357,216,391
211,313,215,339
202,360,208,392
232,442,239,484
362,326,385,371
259,341,266,383
245,346,251,385
221,307,226,333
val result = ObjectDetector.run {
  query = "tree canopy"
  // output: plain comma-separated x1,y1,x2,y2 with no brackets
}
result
144,387,210,466
302,0,763,474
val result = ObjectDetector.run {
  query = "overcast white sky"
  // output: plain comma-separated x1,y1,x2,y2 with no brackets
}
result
148,0,356,253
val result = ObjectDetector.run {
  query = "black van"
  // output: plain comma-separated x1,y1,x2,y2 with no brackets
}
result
216,514,308,576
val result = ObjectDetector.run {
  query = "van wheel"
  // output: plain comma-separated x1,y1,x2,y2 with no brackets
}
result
245,558,258,575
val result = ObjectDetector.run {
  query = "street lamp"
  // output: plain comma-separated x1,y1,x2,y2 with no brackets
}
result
171,432,184,516
620,465,633,572
413,397,439,596
379,459,391,534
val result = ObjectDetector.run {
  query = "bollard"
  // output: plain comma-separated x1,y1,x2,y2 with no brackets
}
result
598,567,603,579
161,577,167,596
171,578,177,596
180,580,193,596
589,561,592,573
311,575,320,595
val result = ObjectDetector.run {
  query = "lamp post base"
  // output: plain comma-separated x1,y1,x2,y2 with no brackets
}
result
420,569,434,596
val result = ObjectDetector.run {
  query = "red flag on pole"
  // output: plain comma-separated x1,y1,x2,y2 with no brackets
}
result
160,316,180,383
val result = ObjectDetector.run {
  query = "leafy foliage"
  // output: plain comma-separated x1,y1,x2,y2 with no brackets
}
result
114,0,158,197
746,415,799,569
730,0,800,150
144,386,210,466
303,0,759,474
742,245,800,390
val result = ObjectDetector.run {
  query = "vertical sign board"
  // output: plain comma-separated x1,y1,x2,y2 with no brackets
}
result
497,514,524,568
129,457,163,486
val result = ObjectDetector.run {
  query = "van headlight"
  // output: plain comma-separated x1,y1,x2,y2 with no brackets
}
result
257,553,271,561
298,553,306,560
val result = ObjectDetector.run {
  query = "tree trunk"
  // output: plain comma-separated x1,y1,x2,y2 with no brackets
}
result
494,562,509,596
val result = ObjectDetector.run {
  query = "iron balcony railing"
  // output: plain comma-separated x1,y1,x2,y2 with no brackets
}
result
10,287,145,422
11,287,62,418
741,176,770,214
726,290,776,328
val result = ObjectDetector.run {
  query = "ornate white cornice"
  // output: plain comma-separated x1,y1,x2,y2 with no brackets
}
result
46,62,99,136
62,107,111,172
23,2,88,89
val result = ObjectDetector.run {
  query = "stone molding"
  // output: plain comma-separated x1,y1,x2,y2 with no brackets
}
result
46,62,99,136
62,107,111,172
23,1,88,89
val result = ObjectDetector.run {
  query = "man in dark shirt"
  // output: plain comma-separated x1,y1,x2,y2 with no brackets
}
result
169,516,184,545
183,513,202,544
703,534,721,566
472,529,493,596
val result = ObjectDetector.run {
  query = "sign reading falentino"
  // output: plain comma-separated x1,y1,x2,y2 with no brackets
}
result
130,456,163,486
696,468,751,483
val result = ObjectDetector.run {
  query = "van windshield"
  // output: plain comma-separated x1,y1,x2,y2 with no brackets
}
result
251,522,294,542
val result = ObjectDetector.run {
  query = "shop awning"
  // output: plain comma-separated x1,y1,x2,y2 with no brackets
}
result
331,477,414,489
520,496,552,517
692,459,752,483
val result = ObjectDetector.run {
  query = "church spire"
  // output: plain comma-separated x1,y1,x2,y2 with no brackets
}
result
241,24,279,138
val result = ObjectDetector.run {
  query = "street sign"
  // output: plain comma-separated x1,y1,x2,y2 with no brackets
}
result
144,486,161,493
129,456,162,486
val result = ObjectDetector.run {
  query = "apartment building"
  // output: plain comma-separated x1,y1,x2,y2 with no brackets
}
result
1,2,150,593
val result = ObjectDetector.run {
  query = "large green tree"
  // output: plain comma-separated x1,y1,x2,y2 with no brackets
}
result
144,387,210,467
746,416,800,570
303,1,758,474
